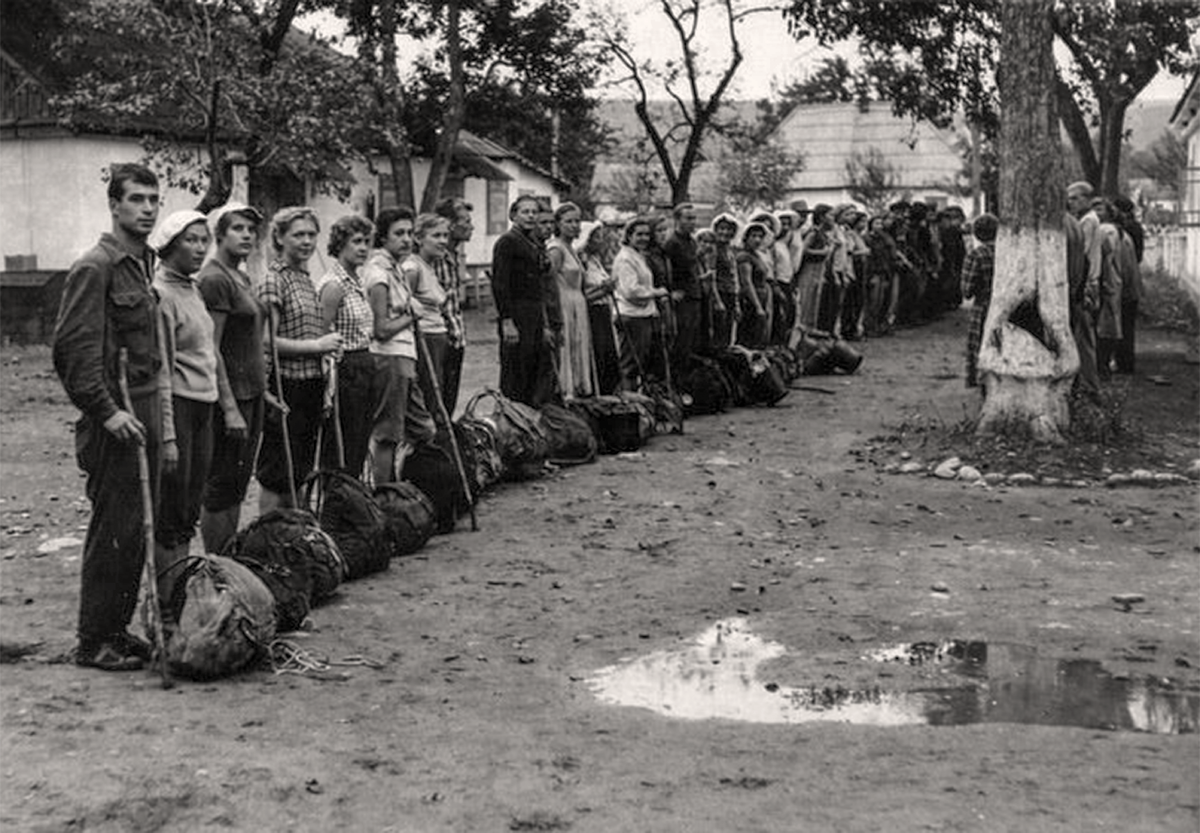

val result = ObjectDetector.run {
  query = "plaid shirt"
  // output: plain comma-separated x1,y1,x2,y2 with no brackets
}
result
319,261,372,353
433,246,465,348
259,258,324,380
960,242,995,307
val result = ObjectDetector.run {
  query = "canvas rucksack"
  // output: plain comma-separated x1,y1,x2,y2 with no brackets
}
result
304,469,393,580
373,481,437,556
223,508,344,632
165,555,276,680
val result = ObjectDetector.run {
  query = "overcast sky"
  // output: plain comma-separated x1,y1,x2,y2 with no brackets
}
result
305,0,1190,105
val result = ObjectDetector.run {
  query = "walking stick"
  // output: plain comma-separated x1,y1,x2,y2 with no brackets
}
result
118,348,173,690
267,310,298,508
412,316,478,532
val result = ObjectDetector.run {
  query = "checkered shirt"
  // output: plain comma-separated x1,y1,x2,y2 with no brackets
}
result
433,247,465,348
259,258,324,380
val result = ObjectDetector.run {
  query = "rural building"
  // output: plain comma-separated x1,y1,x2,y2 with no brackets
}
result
1169,70,1200,301
1,1,566,341
769,100,971,214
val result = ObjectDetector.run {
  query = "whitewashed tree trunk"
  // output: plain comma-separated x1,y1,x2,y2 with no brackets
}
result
976,0,1078,444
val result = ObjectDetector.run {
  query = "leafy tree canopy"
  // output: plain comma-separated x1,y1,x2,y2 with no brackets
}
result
783,0,1200,194
49,0,374,207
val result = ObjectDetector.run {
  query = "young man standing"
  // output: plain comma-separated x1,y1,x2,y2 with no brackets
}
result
53,163,173,671
492,195,557,406
662,203,703,373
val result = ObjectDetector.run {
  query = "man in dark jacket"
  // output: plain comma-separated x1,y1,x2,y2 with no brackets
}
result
491,195,557,406
53,163,173,671
662,203,703,374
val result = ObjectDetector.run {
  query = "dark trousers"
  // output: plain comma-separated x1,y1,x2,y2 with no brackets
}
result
588,303,622,395
672,298,702,374
331,349,374,477
157,395,213,548
75,391,161,645
416,330,450,431
442,343,465,417
500,301,556,407
771,282,794,345
1116,299,1138,373
257,376,323,497
619,315,656,386
1070,302,1100,400
713,291,739,348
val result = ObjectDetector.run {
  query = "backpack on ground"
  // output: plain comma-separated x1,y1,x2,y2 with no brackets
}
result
566,394,655,454
463,389,549,481
222,508,343,632
165,554,276,680
303,469,393,580
678,355,735,416
638,382,685,435
452,417,505,496
539,403,598,466
373,481,437,556
401,443,468,534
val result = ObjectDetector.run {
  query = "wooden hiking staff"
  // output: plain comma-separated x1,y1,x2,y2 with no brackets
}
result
267,309,299,508
118,348,173,690
412,316,478,532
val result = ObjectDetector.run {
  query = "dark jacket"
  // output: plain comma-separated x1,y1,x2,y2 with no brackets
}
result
663,232,702,300
53,234,164,423
491,226,551,324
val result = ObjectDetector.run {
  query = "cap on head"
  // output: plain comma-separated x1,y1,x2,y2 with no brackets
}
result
149,209,209,254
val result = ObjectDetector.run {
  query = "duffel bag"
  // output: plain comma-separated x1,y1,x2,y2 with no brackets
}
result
747,350,789,405
452,417,505,495
716,347,754,406
222,508,343,632
303,469,392,581
539,403,598,466
678,355,734,416
638,383,685,435
373,481,437,556
401,443,468,534
463,389,549,481
165,554,276,680
567,394,654,454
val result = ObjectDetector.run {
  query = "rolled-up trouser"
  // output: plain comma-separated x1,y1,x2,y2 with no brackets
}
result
75,391,161,646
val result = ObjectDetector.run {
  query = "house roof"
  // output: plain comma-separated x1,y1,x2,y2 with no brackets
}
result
771,101,964,193
456,130,568,188
1170,70,1200,138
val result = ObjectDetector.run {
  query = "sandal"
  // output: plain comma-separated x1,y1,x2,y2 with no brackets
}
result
75,642,144,672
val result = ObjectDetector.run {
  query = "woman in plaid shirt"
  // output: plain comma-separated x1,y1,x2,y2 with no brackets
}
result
319,214,376,478
256,207,342,511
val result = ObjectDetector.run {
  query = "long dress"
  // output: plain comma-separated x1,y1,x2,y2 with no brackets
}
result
548,237,597,399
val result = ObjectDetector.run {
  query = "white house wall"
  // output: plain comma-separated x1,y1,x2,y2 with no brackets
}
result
2,132,563,299
1,133,215,271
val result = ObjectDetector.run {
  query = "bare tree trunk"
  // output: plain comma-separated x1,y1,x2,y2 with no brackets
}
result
976,0,1078,444
421,0,465,212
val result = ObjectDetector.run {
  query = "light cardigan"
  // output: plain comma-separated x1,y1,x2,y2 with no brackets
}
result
612,245,660,319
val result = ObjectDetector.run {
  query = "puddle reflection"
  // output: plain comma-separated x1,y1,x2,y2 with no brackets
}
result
587,619,1199,734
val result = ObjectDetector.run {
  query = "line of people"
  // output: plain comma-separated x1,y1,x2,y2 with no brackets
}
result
488,196,973,408
54,163,475,671
959,182,1146,400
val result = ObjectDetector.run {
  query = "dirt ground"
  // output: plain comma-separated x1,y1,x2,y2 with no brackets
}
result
1,307,1198,833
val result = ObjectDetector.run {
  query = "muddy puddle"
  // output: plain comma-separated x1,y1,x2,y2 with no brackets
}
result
587,619,1198,734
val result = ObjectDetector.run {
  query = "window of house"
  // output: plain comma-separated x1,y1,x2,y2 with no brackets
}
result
487,179,509,235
